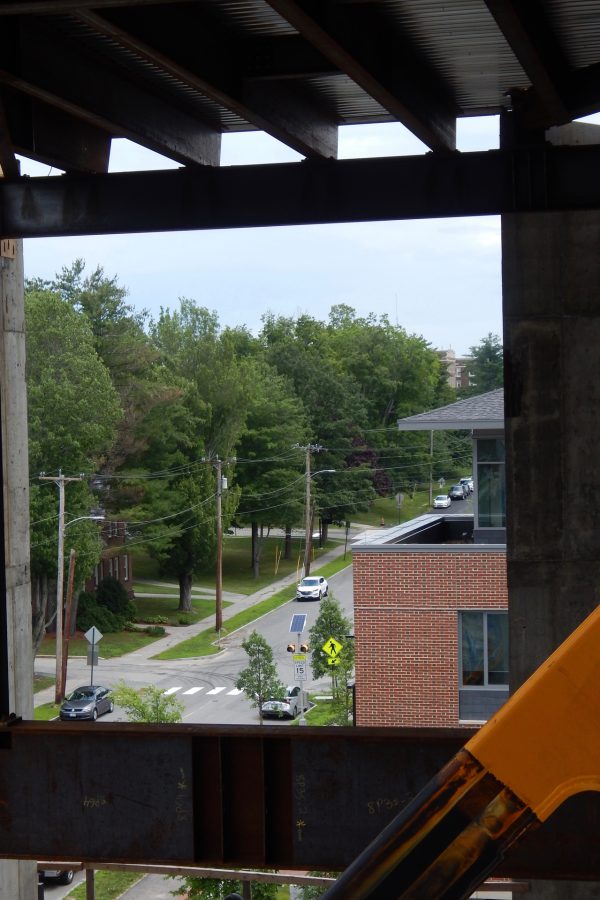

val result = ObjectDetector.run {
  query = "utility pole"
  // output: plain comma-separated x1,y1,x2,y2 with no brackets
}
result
39,470,83,703
303,446,314,578
215,456,223,634
294,443,325,579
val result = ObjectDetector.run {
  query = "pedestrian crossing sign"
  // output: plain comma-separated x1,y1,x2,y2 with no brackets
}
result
322,636,342,659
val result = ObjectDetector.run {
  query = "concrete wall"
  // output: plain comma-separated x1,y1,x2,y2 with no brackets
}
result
503,208,600,898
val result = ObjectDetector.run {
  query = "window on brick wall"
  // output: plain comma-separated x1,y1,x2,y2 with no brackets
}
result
460,611,508,687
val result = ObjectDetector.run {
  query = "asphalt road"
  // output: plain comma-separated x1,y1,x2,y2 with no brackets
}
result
34,562,354,726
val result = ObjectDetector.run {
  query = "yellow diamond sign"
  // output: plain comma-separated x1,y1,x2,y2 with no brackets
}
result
322,636,342,659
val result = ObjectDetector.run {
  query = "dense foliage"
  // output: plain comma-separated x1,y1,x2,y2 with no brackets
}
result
25,259,490,631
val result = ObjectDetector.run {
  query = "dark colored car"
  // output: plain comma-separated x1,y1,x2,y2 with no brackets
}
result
448,484,466,500
40,868,75,885
60,685,113,721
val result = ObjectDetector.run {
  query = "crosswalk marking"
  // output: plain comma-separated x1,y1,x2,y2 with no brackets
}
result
163,685,244,697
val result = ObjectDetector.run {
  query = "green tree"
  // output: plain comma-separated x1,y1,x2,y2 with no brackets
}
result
111,682,184,723
235,358,308,575
26,287,122,651
29,260,173,473
467,332,504,394
309,595,354,680
236,631,285,724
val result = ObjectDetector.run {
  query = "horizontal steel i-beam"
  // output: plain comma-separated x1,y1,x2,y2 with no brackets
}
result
2,145,600,238
0,720,598,880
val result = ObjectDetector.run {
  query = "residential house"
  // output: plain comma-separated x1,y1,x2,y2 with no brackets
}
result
85,519,134,598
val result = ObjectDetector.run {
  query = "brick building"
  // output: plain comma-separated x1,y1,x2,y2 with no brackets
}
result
84,519,134,598
353,390,507,729
436,348,475,391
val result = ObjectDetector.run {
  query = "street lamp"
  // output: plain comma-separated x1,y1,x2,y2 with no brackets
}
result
303,467,335,578
55,513,104,703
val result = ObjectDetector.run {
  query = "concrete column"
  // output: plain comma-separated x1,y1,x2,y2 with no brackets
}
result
503,207,600,899
0,240,36,898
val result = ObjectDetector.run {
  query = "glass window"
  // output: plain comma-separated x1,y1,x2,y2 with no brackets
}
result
460,612,508,687
478,463,506,527
477,439,505,462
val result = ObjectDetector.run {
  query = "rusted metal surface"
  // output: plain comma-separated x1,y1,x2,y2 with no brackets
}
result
0,720,598,881
321,749,538,899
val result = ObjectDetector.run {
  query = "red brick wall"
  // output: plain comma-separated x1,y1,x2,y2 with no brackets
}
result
353,549,507,728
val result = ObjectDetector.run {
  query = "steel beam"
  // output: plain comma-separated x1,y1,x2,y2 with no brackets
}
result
0,720,599,881
2,145,600,237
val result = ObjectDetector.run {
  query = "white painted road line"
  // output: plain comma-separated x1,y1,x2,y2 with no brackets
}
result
183,687,204,695
227,688,243,695
163,687,182,695
207,686,226,695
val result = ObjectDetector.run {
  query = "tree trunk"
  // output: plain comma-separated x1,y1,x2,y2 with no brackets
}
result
251,521,258,569
284,525,292,560
252,524,264,579
321,518,329,544
178,571,193,612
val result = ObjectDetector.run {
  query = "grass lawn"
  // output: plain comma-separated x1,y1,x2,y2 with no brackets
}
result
131,535,341,597
131,594,229,626
154,554,352,660
66,870,143,898
34,701,60,721
355,491,432,528
39,629,165,659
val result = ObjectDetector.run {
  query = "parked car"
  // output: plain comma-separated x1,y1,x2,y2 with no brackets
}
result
296,575,328,600
40,868,75,885
60,685,114,721
433,494,452,509
261,685,305,719
448,484,466,500
459,477,473,495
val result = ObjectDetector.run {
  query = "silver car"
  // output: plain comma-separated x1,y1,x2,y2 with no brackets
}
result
261,685,305,719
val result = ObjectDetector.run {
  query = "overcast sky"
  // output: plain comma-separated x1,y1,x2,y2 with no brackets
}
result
19,116,505,357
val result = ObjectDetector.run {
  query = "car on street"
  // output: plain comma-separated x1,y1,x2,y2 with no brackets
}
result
261,685,305,719
433,494,452,509
448,484,466,500
40,868,75,885
459,477,473,495
59,685,114,721
295,575,328,600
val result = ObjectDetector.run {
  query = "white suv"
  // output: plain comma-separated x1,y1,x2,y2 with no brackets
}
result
296,575,328,600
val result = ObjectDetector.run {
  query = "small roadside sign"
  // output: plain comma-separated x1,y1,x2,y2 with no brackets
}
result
322,637,342,659
327,657,341,666
294,660,307,680
84,626,103,645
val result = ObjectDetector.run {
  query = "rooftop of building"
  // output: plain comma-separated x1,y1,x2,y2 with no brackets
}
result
397,389,504,432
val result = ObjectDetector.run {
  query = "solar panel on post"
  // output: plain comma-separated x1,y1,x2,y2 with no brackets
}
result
290,614,307,634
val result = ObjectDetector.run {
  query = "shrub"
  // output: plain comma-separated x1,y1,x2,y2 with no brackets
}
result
144,615,168,625
145,625,166,636
177,614,194,625
76,591,122,633
96,576,136,622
